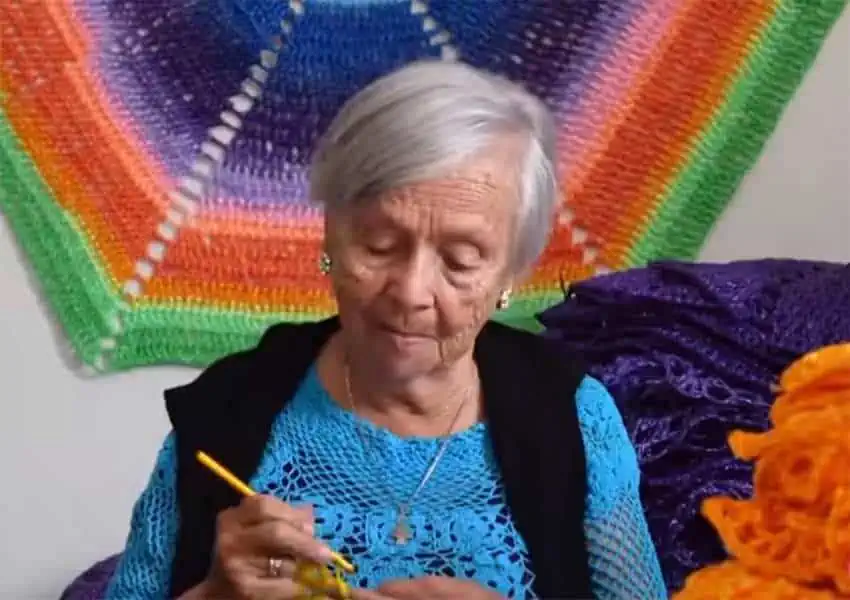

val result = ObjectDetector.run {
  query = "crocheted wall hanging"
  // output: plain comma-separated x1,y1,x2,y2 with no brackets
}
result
0,1,846,372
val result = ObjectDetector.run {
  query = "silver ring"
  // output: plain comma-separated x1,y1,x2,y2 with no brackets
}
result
267,557,284,578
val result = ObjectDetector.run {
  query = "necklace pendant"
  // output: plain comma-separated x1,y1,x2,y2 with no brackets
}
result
392,516,412,545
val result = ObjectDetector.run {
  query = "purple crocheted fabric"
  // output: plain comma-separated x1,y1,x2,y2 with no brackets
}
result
60,555,120,600
539,258,850,592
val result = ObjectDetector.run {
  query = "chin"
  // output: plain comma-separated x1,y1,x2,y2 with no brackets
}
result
370,351,437,382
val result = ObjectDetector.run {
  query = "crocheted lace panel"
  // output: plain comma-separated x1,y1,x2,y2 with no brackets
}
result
105,370,666,599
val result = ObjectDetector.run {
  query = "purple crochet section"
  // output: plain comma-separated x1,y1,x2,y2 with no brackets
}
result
539,258,850,592
77,0,612,206
60,555,120,600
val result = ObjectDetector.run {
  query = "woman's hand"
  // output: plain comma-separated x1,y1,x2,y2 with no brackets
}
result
196,494,338,599
353,576,505,600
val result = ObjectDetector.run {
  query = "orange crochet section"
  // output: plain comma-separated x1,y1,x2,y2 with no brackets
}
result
674,344,850,599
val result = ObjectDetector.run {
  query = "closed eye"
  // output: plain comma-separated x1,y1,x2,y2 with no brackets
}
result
443,248,481,272
361,234,398,256
446,261,477,274
366,243,394,256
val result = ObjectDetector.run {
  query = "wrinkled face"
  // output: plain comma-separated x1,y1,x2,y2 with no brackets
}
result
325,153,520,382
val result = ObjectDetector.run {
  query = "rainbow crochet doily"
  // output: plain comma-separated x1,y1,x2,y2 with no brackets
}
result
0,1,845,372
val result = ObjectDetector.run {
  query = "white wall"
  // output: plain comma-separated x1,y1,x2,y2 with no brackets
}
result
1,14,848,598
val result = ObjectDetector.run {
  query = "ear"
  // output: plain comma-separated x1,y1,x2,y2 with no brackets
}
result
508,260,534,288
499,271,517,297
323,207,351,256
322,209,333,243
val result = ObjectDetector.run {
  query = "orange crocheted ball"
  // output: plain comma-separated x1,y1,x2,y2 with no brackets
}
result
674,560,840,600
674,344,850,599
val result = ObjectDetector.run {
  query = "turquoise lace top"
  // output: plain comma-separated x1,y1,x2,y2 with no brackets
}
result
105,367,667,599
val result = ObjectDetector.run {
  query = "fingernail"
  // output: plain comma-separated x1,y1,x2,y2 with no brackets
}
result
317,545,335,564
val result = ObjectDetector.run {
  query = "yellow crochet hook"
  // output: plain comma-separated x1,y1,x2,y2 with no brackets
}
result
195,450,356,574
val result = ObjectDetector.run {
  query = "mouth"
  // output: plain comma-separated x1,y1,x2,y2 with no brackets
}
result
376,324,432,341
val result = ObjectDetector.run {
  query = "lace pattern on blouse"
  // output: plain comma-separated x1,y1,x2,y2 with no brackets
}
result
104,372,666,599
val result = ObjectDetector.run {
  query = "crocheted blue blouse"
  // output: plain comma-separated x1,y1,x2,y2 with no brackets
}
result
105,367,666,599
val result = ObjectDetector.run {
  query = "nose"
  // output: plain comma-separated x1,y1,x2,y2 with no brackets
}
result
385,250,437,311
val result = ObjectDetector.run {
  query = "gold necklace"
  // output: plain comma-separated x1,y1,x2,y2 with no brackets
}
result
343,363,472,544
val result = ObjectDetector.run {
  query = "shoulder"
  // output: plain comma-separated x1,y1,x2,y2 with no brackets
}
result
574,376,641,515
476,321,587,422
574,375,635,458
140,432,180,497
476,321,587,428
164,318,339,433
477,321,585,377
575,376,622,423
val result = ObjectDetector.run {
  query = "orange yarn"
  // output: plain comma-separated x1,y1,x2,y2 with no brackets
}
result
568,0,770,267
674,344,850,599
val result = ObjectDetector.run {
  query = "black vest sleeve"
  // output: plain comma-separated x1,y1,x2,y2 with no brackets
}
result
475,324,592,599
166,319,337,597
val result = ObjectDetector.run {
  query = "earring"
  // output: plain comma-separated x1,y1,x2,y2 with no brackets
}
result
318,252,332,275
496,289,511,311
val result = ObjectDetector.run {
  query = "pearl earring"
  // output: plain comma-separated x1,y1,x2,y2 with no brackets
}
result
318,252,332,275
496,289,511,310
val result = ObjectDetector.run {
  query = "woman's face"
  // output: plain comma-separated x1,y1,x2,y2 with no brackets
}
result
326,154,519,382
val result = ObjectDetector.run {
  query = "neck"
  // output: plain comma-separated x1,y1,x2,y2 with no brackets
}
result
324,334,480,428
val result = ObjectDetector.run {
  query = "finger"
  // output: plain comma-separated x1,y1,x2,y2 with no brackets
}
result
377,577,447,599
290,503,315,534
249,556,299,579
209,558,305,600
350,588,396,600
374,580,420,599
236,494,305,525
237,495,314,531
238,576,309,600
212,546,300,582
246,519,335,565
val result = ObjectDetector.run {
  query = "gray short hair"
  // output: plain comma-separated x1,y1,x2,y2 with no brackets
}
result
310,59,559,273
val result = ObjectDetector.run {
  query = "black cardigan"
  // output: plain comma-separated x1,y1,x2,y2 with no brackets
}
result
165,317,593,599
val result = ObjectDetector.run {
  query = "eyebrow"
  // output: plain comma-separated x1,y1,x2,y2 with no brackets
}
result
358,210,497,241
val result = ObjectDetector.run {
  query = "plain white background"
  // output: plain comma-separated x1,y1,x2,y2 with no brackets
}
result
0,12,848,598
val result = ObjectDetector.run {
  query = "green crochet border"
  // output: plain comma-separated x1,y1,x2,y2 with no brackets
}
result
628,0,848,264
0,119,118,368
0,121,551,369
0,0,845,371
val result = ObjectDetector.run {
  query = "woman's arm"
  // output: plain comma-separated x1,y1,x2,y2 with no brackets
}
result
575,377,667,600
104,433,181,599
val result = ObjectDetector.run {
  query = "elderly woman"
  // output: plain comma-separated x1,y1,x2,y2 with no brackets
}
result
105,60,666,600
